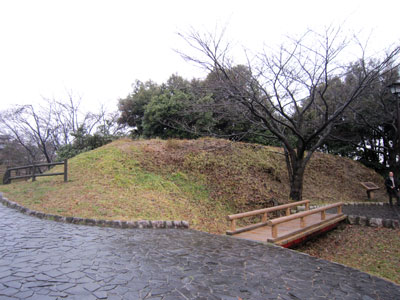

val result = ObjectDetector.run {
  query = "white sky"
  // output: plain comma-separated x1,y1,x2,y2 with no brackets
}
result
0,0,399,112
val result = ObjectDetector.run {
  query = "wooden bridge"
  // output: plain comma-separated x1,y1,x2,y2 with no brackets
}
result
226,200,346,248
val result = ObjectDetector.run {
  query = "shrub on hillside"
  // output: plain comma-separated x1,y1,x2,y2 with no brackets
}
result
56,127,113,160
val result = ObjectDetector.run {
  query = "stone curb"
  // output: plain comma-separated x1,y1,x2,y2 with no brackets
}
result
343,202,400,229
295,202,399,229
0,193,189,230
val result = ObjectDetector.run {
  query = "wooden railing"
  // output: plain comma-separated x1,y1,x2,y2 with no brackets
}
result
226,200,310,235
267,202,343,238
3,160,68,184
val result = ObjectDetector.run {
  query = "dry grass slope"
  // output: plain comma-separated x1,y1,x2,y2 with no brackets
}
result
0,138,386,233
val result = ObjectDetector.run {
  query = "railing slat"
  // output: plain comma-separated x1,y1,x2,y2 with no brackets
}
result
227,200,310,221
267,203,343,226
6,161,64,172
268,202,343,239
3,161,68,184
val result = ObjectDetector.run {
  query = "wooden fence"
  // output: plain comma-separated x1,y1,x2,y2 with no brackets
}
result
2,160,68,184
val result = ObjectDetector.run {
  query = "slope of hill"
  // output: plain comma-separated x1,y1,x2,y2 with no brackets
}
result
0,138,385,233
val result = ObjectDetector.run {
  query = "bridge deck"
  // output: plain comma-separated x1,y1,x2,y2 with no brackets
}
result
233,212,346,248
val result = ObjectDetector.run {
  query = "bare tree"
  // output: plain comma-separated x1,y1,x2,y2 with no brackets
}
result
0,105,57,163
46,91,105,147
178,26,400,201
0,93,120,165
0,135,39,166
96,107,127,136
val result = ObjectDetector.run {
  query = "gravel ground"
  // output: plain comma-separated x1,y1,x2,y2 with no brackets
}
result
342,203,400,221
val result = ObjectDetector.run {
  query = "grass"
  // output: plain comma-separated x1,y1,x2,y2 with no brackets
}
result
0,137,388,233
296,225,400,284
0,137,398,283
0,139,230,232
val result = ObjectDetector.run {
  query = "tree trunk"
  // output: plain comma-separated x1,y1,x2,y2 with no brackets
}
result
289,162,306,201
388,149,398,177
284,146,307,201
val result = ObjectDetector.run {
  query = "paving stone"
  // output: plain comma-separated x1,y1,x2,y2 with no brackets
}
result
53,283,75,291
66,271,86,279
34,274,53,281
107,295,123,300
13,272,35,279
26,295,57,300
13,290,34,299
43,270,63,278
0,296,18,300
4,281,22,289
82,282,101,292
0,271,13,279
0,201,399,300
22,281,53,288
64,285,92,295
93,290,108,299
0,287,19,296
47,291,68,297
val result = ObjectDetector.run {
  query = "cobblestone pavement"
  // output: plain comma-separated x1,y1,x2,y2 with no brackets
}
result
342,203,400,221
0,204,399,300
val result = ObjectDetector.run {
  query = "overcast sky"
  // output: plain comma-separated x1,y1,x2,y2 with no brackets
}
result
0,0,399,112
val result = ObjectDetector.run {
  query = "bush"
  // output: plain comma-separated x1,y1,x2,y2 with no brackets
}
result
56,127,114,160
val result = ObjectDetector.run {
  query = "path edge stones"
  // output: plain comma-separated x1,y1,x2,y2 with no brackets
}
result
296,202,399,229
343,202,400,229
0,192,189,229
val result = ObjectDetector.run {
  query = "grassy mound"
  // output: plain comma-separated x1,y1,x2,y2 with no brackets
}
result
0,138,385,233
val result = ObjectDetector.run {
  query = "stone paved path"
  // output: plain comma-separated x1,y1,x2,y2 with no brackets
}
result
343,203,400,221
0,204,399,300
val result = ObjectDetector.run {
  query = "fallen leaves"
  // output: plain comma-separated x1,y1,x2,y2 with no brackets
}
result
296,225,400,284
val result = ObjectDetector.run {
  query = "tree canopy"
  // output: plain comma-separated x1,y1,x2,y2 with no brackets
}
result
118,26,400,201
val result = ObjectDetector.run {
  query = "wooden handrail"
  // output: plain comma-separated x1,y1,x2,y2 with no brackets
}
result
8,172,65,180
3,160,68,184
267,202,342,225
226,200,310,234
6,161,64,172
267,202,343,238
227,200,310,220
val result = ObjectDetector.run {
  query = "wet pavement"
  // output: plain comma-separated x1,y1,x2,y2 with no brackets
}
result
342,203,400,221
0,203,399,300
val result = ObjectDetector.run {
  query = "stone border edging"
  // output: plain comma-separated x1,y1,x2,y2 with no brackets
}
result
0,193,189,229
296,202,399,229
343,202,400,229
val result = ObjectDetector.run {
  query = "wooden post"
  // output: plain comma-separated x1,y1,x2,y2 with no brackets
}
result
64,159,68,182
2,168,11,184
230,219,236,232
305,202,309,211
300,216,305,228
337,205,342,214
321,210,326,220
272,224,277,238
285,207,290,216
262,212,267,223
32,163,36,182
